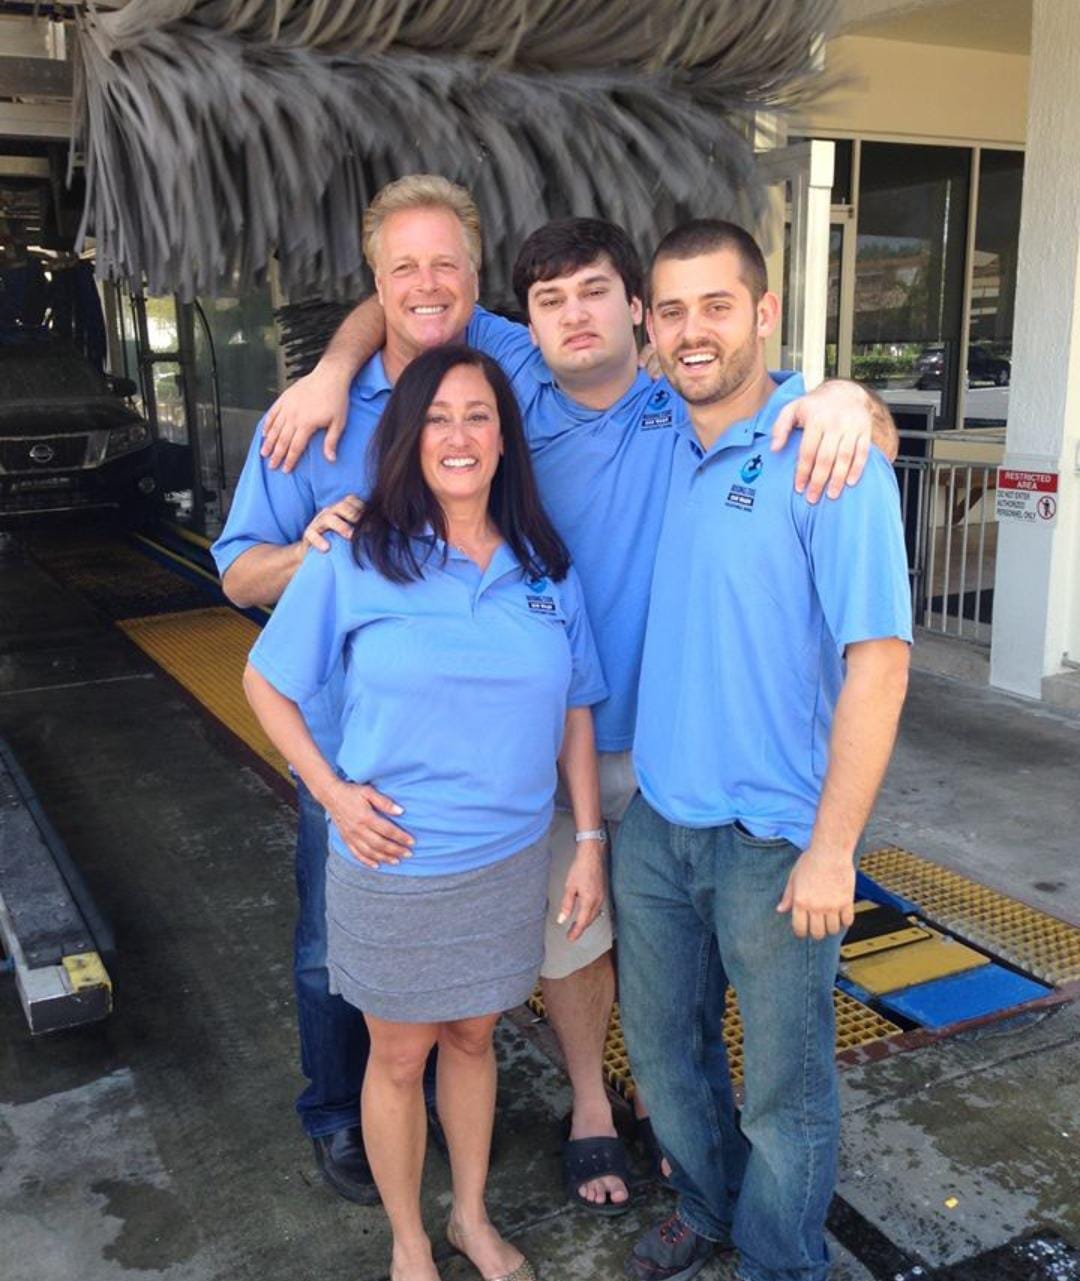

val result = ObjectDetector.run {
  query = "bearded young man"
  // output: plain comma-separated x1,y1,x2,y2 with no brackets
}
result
616,220,911,1281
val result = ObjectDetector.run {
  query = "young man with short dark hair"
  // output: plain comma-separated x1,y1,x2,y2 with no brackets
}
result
617,220,911,1281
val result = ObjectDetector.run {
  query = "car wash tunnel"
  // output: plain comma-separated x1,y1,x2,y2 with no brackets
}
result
3,507,1080,1281
3,3,1080,1281
5,516,1078,1046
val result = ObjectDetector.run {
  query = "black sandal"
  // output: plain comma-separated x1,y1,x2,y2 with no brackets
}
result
562,1134,634,1216
635,1116,673,1188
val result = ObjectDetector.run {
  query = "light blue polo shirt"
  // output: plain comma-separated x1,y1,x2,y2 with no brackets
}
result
467,310,684,752
634,373,912,849
248,535,607,876
211,309,500,759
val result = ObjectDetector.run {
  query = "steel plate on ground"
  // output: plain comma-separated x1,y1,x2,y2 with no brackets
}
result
875,963,1053,1029
840,926,989,996
841,900,931,960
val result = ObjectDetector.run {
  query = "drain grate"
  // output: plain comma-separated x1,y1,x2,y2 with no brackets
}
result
528,987,901,1096
862,847,1080,986
119,607,289,780
29,529,213,620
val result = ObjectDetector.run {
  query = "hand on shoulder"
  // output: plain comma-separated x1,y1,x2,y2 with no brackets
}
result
261,363,354,473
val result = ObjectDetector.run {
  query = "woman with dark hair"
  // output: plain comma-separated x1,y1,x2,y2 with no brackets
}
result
244,344,607,1281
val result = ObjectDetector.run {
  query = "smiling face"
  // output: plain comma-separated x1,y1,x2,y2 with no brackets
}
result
526,255,642,388
373,206,479,365
647,247,776,406
419,363,503,513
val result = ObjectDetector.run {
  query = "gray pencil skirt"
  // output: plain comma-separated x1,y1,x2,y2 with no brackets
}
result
325,837,551,1023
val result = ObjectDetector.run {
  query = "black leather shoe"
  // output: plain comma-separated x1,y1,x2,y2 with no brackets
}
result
312,1126,380,1205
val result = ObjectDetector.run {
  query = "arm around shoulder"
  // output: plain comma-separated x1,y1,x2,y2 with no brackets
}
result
221,540,305,609
261,296,387,472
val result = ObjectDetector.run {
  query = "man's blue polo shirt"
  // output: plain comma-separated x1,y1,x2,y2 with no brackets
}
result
248,535,606,876
211,309,500,760
467,311,683,753
634,373,912,849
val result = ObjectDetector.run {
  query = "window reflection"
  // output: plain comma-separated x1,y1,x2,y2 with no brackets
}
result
853,143,970,426
780,222,842,379
964,150,1023,427
194,283,281,519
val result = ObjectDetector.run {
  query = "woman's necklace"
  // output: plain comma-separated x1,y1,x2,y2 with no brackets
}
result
450,525,499,564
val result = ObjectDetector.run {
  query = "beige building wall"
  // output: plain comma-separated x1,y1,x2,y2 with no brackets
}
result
797,34,1029,145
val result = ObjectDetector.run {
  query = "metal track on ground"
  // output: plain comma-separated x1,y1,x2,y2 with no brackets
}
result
28,528,211,620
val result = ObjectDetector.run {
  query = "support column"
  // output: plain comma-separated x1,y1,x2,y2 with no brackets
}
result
989,0,1080,701
754,136,833,388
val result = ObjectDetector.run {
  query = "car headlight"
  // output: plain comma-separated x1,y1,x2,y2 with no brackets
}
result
105,421,151,459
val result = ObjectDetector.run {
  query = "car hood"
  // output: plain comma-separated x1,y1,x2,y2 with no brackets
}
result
0,344,144,437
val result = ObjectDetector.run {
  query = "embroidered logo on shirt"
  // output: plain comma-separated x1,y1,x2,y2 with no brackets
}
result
641,387,673,431
525,575,557,613
740,453,764,484
726,453,763,511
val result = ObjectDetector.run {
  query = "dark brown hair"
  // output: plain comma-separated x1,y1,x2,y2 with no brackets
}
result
512,218,644,313
650,219,768,303
352,344,570,584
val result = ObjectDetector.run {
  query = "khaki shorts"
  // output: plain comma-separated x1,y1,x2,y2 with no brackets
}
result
541,750,638,981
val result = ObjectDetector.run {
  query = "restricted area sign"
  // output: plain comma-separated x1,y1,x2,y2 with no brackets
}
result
996,469,1059,527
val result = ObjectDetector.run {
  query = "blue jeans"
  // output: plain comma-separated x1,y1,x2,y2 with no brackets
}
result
614,794,841,1281
294,780,370,1138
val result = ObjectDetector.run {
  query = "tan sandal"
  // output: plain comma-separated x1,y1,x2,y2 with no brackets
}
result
445,1220,537,1281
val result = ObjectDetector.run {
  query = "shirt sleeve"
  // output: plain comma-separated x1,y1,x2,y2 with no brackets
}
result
210,418,316,577
247,536,355,703
557,565,609,707
466,305,546,393
799,448,914,652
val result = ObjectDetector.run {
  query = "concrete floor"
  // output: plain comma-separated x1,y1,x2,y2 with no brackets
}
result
868,654,1080,926
0,531,1078,1281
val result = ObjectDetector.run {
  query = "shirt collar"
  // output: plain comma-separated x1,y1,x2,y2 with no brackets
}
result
675,370,805,459
532,361,654,411
350,351,393,402
415,526,518,573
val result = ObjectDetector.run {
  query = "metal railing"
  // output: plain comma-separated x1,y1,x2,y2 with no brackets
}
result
894,428,1005,644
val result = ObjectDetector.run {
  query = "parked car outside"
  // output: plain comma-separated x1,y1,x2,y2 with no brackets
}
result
0,342,160,522
915,344,1011,390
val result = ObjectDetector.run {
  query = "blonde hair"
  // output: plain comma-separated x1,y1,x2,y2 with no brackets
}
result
362,174,483,273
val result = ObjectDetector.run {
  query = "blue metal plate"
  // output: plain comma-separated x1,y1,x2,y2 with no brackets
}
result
876,963,1052,1029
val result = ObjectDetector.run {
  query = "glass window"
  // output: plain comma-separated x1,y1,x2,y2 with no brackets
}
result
194,283,282,516
853,143,971,426
115,288,145,412
830,139,854,207
144,295,179,354
781,221,843,378
964,150,1023,427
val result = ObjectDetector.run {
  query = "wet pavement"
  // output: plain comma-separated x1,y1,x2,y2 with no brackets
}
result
0,534,1077,1281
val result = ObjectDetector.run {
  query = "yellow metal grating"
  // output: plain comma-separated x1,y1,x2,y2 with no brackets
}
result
528,987,900,1096
862,846,1080,987
118,608,290,781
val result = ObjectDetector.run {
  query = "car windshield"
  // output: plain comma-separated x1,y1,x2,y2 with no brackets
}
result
0,344,110,402
0,344,140,437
